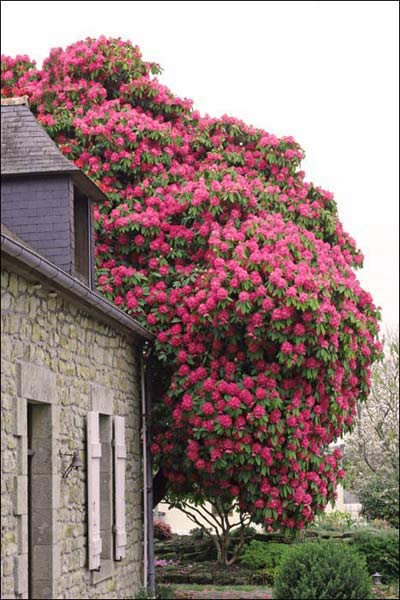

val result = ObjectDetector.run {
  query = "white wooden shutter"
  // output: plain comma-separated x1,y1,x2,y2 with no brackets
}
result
113,416,127,560
87,411,102,570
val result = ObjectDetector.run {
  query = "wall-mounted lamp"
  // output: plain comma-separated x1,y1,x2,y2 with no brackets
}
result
60,449,82,478
372,572,382,586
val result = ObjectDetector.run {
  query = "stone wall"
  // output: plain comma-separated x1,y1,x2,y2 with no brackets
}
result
1,266,143,599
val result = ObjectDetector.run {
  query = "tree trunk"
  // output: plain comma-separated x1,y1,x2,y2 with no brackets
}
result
152,470,168,508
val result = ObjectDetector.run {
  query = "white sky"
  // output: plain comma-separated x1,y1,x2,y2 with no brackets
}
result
1,0,399,329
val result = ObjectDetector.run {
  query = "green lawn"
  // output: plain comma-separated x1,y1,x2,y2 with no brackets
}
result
173,584,272,592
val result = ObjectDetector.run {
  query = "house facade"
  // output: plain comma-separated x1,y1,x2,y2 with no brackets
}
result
1,97,154,599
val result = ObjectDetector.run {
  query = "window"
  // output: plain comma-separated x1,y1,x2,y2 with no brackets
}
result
27,402,57,599
87,412,126,583
73,187,91,286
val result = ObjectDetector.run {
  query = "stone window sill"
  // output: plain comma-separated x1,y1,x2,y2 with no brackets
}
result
91,559,113,585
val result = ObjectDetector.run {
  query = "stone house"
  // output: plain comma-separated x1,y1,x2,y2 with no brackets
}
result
1,97,155,599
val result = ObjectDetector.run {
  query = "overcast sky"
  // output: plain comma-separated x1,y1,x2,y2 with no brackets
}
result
1,0,398,330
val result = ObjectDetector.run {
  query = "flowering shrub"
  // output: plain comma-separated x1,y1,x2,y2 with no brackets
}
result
1,37,382,532
155,559,178,567
154,520,173,540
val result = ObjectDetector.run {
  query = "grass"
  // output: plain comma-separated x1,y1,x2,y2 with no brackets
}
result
173,584,272,592
174,583,399,596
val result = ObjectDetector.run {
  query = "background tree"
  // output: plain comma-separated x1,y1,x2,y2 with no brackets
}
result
1,38,382,536
343,330,399,526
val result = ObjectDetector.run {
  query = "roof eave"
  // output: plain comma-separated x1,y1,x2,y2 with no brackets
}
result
1,231,154,344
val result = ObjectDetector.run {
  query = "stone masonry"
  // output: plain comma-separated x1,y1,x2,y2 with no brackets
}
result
1,266,143,599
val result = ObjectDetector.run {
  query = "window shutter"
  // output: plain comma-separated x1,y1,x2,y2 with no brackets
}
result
113,416,127,560
87,411,102,570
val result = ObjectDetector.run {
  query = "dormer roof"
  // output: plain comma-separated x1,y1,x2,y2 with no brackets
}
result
1,97,106,203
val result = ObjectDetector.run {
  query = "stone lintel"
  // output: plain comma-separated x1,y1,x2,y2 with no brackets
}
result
18,362,56,404
90,383,114,415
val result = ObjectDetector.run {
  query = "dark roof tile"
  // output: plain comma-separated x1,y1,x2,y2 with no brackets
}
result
1,99,108,203
1,103,77,176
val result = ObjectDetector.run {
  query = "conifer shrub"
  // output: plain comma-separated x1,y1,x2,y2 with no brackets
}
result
273,541,372,599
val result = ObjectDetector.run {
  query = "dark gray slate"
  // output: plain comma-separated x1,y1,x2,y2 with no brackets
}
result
1,175,73,272
1,104,78,176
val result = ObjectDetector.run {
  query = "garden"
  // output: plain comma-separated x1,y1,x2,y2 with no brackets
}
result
150,513,399,599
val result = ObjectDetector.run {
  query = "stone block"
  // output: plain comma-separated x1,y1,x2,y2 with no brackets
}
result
91,558,113,585
14,475,27,516
2,291,12,309
14,553,28,595
91,383,114,415
18,435,28,476
14,397,26,437
18,514,28,554
18,362,56,404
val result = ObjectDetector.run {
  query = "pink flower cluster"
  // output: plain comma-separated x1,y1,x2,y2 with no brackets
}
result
1,37,382,531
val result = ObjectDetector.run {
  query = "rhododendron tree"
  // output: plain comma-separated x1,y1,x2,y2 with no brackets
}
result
2,38,382,548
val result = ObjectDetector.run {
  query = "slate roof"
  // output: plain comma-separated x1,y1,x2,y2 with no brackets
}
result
1,99,78,175
1,97,107,202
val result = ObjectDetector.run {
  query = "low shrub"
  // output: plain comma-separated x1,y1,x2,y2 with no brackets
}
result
230,525,257,541
240,541,291,584
154,520,173,540
273,541,372,599
310,510,354,531
188,526,210,540
134,584,175,599
349,529,399,583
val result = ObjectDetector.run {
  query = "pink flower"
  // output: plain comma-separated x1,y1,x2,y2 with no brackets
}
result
253,405,266,419
182,394,193,411
281,342,293,355
216,287,228,301
255,388,266,400
177,350,188,363
218,415,232,428
228,396,241,410
269,409,281,424
202,402,214,416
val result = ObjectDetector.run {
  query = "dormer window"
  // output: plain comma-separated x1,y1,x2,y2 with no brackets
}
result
1,98,107,289
73,187,92,287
